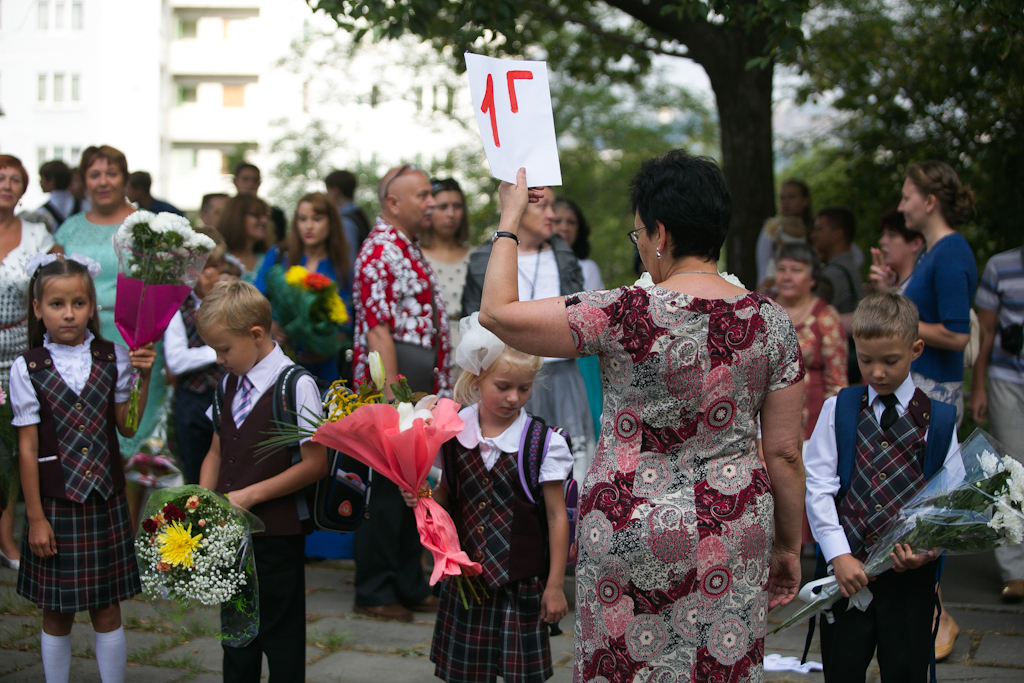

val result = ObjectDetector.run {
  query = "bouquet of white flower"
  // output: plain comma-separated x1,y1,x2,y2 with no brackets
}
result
112,211,216,429
135,485,264,646
771,429,1024,634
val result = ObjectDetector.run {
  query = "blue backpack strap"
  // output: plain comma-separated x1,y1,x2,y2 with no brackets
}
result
834,385,868,499
923,399,956,480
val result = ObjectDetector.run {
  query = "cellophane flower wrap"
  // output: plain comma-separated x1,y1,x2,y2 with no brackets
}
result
257,352,484,603
125,394,184,489
772,429,1024,634
264,264,350,357
135,485,265,646
112,211,216,430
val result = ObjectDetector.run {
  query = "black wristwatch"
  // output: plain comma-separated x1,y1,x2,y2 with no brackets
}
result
491,231,520,245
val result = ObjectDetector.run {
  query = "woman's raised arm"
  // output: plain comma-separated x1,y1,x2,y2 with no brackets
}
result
478,169,580,359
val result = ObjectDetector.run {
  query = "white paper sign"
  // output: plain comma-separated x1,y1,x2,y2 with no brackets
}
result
464,52,562,186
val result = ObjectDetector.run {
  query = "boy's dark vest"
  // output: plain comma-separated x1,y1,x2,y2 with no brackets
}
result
442,439,548,588
216,374,313,536
837,387,938,561
177,297,225,394
23,339,123,502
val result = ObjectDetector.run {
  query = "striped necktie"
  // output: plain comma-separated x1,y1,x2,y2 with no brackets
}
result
233,376,254,427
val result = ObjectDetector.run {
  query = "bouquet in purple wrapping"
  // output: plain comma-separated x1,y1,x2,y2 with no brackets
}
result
112,211,216,429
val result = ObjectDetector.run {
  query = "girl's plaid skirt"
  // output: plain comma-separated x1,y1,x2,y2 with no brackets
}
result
18,489,141,613
431,575,553,683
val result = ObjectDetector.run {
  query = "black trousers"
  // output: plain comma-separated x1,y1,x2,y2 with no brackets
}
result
353,475,431,607
820,562,936,683
223,535,306,683
175,388,214,485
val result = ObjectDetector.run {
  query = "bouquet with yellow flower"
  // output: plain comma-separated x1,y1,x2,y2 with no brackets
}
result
135,485,265,646
264,263,350,357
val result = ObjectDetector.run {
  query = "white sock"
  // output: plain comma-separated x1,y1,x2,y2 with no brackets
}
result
40,631,72,683
94,626,126,683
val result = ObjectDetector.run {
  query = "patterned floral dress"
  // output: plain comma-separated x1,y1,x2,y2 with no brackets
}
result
564,285,804,683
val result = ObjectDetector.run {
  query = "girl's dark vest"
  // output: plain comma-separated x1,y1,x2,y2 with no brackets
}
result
23,339,124,501
442,439,548,588
216,374,313,536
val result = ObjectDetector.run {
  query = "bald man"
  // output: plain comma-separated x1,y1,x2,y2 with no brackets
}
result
350,165,453,621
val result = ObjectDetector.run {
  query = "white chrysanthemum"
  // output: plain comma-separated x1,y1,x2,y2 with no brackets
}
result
990,499,1024,545
1001,456,1024,506
980,450,1003,477
122,210,157,230
719,271,745,289
186,231,216,252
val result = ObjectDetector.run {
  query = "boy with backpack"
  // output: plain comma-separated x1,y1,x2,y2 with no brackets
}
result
805,291,963,683
196,280,327,682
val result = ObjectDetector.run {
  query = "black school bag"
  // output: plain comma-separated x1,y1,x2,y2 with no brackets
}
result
212,365,371,532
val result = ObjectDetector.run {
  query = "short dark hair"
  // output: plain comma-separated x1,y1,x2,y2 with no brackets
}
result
776,241,823,292
817,206,856,245
233,161,260,178
630,149,731,262
878,208,923,244
324,170,357,199
201,192,229,213
81,145,128,182
128,171,152,192
39,160,71,189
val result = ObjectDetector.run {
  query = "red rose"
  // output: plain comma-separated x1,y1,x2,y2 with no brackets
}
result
162,503,186,523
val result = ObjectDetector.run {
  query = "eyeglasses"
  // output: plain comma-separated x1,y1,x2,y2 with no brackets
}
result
627,228,641,245
382,164,417,199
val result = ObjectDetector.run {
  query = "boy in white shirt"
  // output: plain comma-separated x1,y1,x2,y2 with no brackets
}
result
805,291,962,683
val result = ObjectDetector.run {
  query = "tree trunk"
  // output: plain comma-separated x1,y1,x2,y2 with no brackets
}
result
692,33,776,289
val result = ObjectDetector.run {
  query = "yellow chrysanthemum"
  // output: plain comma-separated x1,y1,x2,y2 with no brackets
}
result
327,293,349,325
285,265,309,287
323,381,381,422
156,521,203,568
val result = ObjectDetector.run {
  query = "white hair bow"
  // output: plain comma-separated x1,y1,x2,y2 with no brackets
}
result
455,312,505,375
23,252,103,278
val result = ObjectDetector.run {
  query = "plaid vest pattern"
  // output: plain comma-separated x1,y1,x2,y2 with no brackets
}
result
24,340,120,503
178,297,225,394
837,390,929,561
445,441,548,588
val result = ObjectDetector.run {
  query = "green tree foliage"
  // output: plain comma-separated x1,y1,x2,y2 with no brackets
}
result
788,0,1023,268
309,0,811,286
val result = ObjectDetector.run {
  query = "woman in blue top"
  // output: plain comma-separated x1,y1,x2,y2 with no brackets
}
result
254,192,352,383
217,193,270,283
899,160,978,425
55,146,168,461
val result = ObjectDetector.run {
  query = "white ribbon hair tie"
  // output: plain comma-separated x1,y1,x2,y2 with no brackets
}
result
23,252,102,278
455,312,506,375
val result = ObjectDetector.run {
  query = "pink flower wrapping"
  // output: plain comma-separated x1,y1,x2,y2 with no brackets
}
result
310,397,482,584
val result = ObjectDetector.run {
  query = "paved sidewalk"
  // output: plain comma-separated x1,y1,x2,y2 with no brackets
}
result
1,553,1021,682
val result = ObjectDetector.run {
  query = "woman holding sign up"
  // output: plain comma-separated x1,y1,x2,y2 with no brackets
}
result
478,151,805,682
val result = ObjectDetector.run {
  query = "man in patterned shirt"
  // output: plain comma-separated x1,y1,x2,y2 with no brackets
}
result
351,164,453,621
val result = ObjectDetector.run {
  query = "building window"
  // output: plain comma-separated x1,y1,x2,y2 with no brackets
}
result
222,84,245,107
37,147,47,167
177,84,197,105
370,84,380,108
222,18,231,40
53,73,64,102
71,1,82,30
177,18,197,39
55,1,64,29
71,74,80,101
70,147,82,165
53,146,64,161
171,148,198,175
38,1,48,30
38,74,47,102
